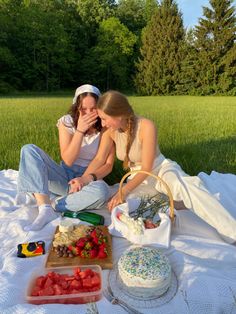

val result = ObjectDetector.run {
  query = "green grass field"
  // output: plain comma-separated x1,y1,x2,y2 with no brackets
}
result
0,95,235,183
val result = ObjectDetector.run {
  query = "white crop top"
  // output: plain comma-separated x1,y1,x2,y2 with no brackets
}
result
57,114,101,167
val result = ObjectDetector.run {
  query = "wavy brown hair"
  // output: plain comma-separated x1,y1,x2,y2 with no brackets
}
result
68,92,102,132
97,90,136,169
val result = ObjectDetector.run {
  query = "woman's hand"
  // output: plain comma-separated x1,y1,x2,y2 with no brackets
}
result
77,110,98,133
107,187,130,212
107,192,122,212
68,177,86,193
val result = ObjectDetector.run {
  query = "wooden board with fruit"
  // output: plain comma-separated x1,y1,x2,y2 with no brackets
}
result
45,225,113,269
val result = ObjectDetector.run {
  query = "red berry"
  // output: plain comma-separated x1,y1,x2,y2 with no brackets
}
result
90,229,97,239
97,249,107,259
84,241,94,250
89,248,98,259
76,237,87,248
80,249,89,258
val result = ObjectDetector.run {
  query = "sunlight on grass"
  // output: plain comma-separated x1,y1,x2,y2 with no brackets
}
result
0,96,235,179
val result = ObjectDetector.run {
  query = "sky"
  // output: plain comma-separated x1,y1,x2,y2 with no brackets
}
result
175,0,226,28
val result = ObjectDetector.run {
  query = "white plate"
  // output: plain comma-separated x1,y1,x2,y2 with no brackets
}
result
108,264,178,309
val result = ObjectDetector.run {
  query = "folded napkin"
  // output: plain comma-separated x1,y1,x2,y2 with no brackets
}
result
109,198,171,249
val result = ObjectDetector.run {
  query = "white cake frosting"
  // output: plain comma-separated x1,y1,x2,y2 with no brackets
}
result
118,246,171,298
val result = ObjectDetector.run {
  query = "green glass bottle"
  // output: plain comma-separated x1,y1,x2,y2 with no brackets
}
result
62,211,104,226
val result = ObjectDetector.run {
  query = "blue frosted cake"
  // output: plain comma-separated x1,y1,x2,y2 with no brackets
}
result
118,246,171,298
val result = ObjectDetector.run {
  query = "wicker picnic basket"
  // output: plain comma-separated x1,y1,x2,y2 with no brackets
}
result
110,170,175,247
118,169,175,222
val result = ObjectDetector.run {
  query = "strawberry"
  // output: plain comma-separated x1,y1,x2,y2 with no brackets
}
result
67,245,74,251
101,236,107,243
97,249,107,259
89,248,98,259
90,229,98,239
98,242,106,250
75,246,82,256
76,237,87,248
67,245,77,255
144,219,157,229
80,249,89,258
84,241,94,250
92,236,98,245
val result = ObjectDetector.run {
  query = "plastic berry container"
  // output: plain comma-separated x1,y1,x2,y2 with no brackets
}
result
26,265,102,305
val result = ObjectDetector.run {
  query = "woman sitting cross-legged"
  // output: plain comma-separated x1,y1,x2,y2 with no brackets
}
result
17,84,115,231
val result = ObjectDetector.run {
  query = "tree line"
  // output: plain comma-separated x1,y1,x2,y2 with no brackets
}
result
0,0,235,95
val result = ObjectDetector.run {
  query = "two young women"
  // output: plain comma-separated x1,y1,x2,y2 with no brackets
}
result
18,86,236,243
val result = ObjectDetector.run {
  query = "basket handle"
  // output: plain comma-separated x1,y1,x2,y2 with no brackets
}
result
118,169,175,222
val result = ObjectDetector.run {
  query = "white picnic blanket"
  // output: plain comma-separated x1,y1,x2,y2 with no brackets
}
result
0,169,236,314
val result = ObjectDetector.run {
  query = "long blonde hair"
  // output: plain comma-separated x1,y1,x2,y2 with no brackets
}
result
97,91,136,169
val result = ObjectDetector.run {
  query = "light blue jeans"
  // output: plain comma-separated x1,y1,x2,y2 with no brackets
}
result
17,144,112,212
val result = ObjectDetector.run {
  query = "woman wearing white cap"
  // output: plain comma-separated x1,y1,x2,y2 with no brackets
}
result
17,84,115,231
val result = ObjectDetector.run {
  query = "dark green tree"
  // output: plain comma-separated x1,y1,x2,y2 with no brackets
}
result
177,28,199,95
194,0,236,95
135,0,185,95
116,0,158,34
80,17,137,91
0,0,78,92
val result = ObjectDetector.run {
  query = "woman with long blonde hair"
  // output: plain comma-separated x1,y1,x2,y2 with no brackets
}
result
83,90,236,244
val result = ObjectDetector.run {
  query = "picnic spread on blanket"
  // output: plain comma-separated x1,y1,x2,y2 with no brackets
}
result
1,169,236,314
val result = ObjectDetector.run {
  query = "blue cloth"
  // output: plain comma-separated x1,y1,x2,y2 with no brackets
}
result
17,144,111,212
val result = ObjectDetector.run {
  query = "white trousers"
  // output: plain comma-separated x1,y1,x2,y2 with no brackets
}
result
128,154,236,243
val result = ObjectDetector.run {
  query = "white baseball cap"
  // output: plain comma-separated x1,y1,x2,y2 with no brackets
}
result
72,84,101,104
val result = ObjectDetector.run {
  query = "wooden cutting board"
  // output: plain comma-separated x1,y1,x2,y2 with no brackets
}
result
45,225,113,269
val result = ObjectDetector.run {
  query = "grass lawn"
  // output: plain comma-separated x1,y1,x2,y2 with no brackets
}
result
0,95,235,183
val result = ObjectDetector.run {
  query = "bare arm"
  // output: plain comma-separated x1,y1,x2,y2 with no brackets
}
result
108,119,157,210
58,123,83,166
83,128,115,177
69,129,115,193
58,111,98,166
